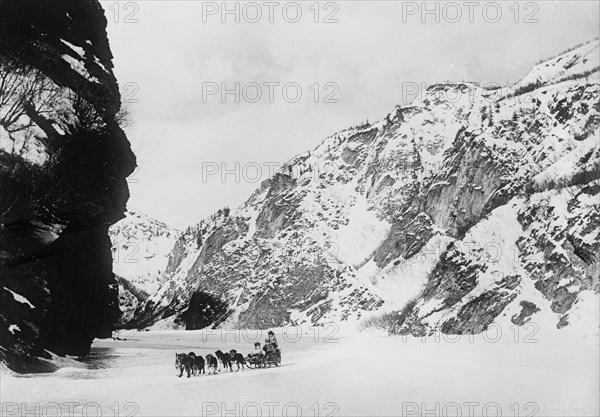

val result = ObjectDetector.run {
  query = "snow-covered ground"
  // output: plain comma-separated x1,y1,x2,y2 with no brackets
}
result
2,326,598,416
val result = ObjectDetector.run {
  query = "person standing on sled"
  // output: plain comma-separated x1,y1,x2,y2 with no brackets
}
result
266,330,278,348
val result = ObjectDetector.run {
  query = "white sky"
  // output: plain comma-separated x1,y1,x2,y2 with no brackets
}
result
101,0,599,228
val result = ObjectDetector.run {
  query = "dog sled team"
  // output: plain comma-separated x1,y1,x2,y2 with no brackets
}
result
175,330,282,377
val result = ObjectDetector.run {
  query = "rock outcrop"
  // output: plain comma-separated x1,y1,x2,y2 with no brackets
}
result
0,0,135,372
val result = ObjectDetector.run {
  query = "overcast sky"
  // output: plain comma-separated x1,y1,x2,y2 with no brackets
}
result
101,0,599,228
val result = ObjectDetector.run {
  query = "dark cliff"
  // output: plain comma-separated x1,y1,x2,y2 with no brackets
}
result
0,0,136,372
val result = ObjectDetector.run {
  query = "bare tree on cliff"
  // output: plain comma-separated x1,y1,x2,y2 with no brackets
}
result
0,57,63,154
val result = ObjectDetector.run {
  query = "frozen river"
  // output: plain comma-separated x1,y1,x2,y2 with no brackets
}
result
1,326,598,416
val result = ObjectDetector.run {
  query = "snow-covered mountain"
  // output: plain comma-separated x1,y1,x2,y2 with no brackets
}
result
129,39,599,334
108,209,179,326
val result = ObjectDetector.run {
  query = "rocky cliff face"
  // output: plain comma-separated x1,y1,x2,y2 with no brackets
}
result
0,0,135,372
133,40,599,334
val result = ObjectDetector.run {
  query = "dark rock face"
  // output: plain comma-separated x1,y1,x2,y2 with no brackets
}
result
517,184,600,321
177,291,231,330
441,290,518,334
0,0,121,118
0,0,135,373
116,275,150,327
255,173,300,239
511,301,540,326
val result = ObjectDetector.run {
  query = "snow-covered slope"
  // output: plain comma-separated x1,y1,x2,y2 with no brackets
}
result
521,40,599,86
109,209,178,326
131,39,600,334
